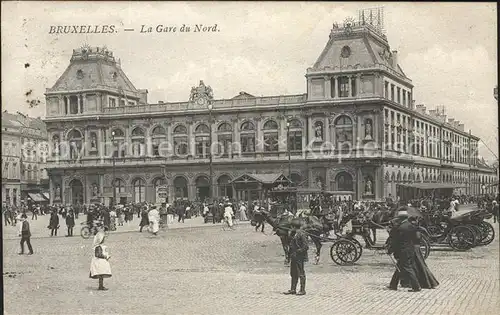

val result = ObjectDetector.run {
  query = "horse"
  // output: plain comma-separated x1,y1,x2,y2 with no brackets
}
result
259,209,335,265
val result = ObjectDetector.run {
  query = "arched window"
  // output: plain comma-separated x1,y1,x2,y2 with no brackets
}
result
217,122,232,157
263,120,278,152
240,121,255,153
217,175,233,199
113,178,126,196
335,172,353,191
195,124,210,158
173,125,188,156
111,128,125,157
335,116,353,149
68,129,83,160
131,127,145,157
151,125,166,156
287,119,302,151
173,176,188,199
153,177,167,203
132,178,146,202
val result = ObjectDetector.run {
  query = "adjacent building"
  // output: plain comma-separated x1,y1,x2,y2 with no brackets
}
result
1,111,49,206
43,13,497,205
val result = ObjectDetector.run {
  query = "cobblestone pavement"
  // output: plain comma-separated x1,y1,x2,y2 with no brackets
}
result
3,218,499,315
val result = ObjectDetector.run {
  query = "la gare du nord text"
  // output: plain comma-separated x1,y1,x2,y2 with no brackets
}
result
140,24,220,33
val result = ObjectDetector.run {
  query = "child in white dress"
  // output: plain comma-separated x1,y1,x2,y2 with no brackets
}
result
89,231,112,290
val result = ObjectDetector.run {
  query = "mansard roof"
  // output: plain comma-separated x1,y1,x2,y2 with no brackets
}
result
48,46,138,95
311,21,409,80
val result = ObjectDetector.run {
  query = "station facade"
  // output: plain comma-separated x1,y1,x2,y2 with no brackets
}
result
44,17,497,205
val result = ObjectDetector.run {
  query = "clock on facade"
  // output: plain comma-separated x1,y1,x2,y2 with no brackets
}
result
196,97,207,106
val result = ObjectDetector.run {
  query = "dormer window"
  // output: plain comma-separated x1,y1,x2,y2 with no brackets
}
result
76,69,84,79
112,72,118,80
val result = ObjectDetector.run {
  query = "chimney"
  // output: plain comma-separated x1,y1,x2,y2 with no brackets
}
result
391,50,398,68
411,100,416,109
448,118,455,124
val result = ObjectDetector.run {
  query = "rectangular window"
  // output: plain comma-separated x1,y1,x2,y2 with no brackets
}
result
384,82,389,98
241,135,255,153
109,98,116,108
330,78,336,98
397,87,401,104
120,100,126,107
351,78,356,97
128,101,136,106
402,91,406,106
391,84,395,101
264,133,278,152
339,77,349,98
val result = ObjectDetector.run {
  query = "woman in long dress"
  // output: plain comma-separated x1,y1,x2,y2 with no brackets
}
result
89,231,112,290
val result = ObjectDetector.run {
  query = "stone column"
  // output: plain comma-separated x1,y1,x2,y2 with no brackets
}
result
232,118,239,156
279,117,286,153
61,178,66,205
144,127,150,156
57,96,63,115
357,168,363,200
307,115,313,145
64,96,69,115
324,76,331,99
84,128,89,157
333,77,339,99
49,176,54,205
82,94,86,114
166,123,173,157
324,116,330,144
77,95,81,114
255,117,263,153
188,122,195,157
308,168,314,188
356,74,361,97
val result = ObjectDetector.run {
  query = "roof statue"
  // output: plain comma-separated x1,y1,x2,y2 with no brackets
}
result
189,80,214,102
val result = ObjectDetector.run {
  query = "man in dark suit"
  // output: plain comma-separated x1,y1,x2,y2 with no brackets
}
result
387,213,421,292
19,214,34,255
283,218,309,296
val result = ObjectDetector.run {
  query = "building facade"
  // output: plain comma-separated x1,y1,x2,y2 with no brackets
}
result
44,17,497,205
2,111,49,206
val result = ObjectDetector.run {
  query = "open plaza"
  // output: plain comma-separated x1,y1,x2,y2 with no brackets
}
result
3,213,499,315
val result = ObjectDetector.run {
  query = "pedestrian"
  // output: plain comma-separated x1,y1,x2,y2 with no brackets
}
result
3,204,11,226
283,218,308,295
109,208,117,231
239,202,248,221
224,203,234,229
48,210,60,236
65,210,75,236
387,212,421,292
18,214,34,255
139,207,149,232
89,230,112,291
31,206,38,220
177,203,185,223
148,205,160,236
103,209,111,230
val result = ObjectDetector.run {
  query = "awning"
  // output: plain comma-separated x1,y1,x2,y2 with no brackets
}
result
42,192,50,200
27,193,46,202
397,183,466,190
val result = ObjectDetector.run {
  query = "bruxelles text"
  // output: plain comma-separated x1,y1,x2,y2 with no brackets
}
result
24,137,472,163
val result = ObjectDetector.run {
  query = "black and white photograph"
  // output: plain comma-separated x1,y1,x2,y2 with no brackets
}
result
1,2,498,314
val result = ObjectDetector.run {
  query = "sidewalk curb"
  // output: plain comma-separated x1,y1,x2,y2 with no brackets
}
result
2,221,252,241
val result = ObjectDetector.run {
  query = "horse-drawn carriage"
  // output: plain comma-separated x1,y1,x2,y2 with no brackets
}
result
416,207,495,251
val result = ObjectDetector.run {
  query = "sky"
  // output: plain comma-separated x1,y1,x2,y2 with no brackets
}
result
1,2,498,162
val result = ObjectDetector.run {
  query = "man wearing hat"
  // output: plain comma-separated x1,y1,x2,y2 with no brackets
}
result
284,218,309,296
387,211,421,292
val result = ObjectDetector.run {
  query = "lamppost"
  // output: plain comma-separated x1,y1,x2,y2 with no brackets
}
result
111,131,116,206
286,120,292,183
208,102,213,201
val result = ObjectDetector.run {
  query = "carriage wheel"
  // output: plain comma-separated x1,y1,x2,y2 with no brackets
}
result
330,239,358,266
345,237,363,263
448,225,476,251
80,226,91,239
478,221,495,246
419,236,431,260
466,225,482,247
